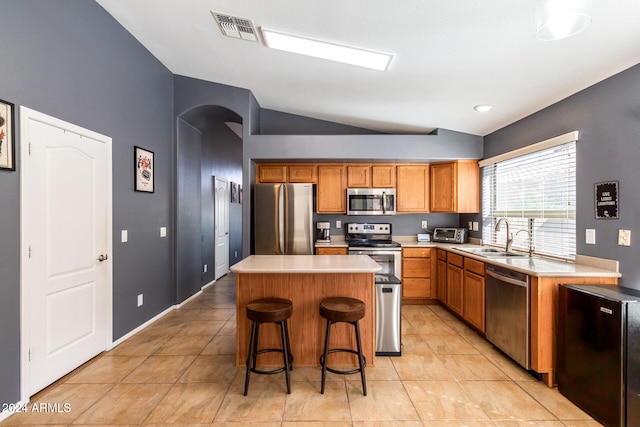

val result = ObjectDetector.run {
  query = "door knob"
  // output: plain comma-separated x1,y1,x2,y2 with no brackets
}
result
97,254,108,262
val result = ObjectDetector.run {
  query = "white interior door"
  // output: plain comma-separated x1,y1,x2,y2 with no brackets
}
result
214,177,230,279
21,108,112,396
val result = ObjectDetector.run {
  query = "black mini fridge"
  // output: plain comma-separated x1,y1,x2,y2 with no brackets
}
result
558,284,640,427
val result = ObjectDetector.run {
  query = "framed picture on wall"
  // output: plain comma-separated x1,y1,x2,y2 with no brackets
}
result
134,146,154,193
231,182,238,203
0,98,15,171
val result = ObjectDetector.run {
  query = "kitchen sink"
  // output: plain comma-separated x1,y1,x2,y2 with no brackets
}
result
458,247,529,258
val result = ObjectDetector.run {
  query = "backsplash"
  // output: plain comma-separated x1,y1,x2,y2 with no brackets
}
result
314,213,461,236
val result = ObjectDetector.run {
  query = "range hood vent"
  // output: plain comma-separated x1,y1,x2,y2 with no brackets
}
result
211,11,258,42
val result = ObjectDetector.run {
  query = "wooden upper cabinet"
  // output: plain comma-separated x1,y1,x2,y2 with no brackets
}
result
346,164,397,188
317,165,346,213
288,164,317,183
396,164,430,213
347,165,370,187
257,164,287,183
430,160,479,213
371,165,396,188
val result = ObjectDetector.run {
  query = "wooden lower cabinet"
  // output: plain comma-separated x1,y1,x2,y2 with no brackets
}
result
436,249,447,302
446,253,464,316
463,257,485,332
315,247,348,255
401,247,435,302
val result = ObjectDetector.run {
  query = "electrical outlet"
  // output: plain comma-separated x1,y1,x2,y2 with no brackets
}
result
586,229,596,245
121,230,128,243
468,221,473,230
422,220,428,230
618,229,631,246
235,251,238,257
137,294,143,307
336,220,341,229
473,222,479,231
203,264,207,273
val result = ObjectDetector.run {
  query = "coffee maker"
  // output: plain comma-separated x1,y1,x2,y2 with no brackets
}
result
316,221,331,243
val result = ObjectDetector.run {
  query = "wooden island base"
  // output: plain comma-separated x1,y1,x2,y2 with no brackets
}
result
235,272,375,367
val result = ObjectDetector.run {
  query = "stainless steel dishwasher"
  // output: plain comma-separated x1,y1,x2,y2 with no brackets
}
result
485,264,530,369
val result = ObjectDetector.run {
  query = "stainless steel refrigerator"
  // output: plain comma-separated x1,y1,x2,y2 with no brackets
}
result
253,183,314,255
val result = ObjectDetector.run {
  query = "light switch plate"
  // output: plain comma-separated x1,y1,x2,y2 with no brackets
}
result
472,222,479,231
137,294,143,307
160,227,167,237
586,229,596,245
618,229,631,246
121,230,128,243
422,220,428,230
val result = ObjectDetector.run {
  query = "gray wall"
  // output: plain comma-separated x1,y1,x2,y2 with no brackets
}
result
0,0,174,407
482,63,640,290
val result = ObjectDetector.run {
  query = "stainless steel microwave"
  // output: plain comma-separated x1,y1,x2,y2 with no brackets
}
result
347,188,396,215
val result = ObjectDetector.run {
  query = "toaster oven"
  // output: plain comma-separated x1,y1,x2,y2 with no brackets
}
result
432,227,468,244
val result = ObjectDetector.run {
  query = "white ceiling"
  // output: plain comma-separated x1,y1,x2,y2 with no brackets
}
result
96,0,640,136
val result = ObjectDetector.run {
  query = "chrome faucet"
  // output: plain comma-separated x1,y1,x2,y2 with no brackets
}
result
495,218,513,253
516,229,534,256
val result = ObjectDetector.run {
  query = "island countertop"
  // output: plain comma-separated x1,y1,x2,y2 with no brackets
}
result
230,254,381,273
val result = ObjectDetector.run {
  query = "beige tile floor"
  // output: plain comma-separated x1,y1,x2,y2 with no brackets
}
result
1,272,602,426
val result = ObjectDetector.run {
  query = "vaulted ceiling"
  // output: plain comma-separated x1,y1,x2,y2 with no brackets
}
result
97,0,640,136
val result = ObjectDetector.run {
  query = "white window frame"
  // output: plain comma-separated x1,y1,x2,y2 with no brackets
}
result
479,131,578,260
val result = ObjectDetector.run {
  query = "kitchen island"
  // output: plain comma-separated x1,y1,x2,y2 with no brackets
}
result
230,255,381,367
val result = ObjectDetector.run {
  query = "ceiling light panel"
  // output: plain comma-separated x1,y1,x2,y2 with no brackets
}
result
261,28,393,71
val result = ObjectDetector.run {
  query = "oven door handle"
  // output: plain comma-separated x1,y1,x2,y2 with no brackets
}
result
348,250,400,256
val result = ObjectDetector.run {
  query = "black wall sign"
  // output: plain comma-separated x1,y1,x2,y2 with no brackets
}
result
595,181,619,219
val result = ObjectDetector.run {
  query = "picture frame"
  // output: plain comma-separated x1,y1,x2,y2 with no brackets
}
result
231,182,238,203
134,146,154,193
595,181,619,219
0,98,15,171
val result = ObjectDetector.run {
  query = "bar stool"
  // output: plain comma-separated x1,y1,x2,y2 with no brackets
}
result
319,296,367,396
244,297,293,396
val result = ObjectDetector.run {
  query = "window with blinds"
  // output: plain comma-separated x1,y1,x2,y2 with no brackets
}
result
481,137,577,260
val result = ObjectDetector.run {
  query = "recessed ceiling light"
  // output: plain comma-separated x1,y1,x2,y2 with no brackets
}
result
474,105,493,112
261,28,393,71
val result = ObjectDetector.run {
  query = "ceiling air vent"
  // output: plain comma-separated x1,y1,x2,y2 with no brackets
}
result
211,11,258,42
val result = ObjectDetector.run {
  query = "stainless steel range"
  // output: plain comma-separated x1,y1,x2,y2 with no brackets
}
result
346,223,402,356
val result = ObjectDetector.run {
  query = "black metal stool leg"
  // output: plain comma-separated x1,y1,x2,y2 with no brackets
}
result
244,321,258,396
320,318,332,394
353,320,367,396
280,321,291,394
283,320,293,371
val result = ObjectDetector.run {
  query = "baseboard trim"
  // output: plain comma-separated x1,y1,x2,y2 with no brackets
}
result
111,305,174,347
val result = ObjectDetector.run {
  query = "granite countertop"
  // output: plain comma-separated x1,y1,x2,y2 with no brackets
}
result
313,235,620,278
394,237,621,278
230,254,381,273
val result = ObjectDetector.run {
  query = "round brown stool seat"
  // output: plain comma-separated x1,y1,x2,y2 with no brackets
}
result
244,298,293,396
320,297,366,323
247,298,293,323
319,297,367,396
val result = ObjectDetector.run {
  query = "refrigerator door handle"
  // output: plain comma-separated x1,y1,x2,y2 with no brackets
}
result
275,184,284,255
283,184,290,254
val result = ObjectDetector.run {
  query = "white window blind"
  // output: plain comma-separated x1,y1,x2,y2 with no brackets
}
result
481,139,577,260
